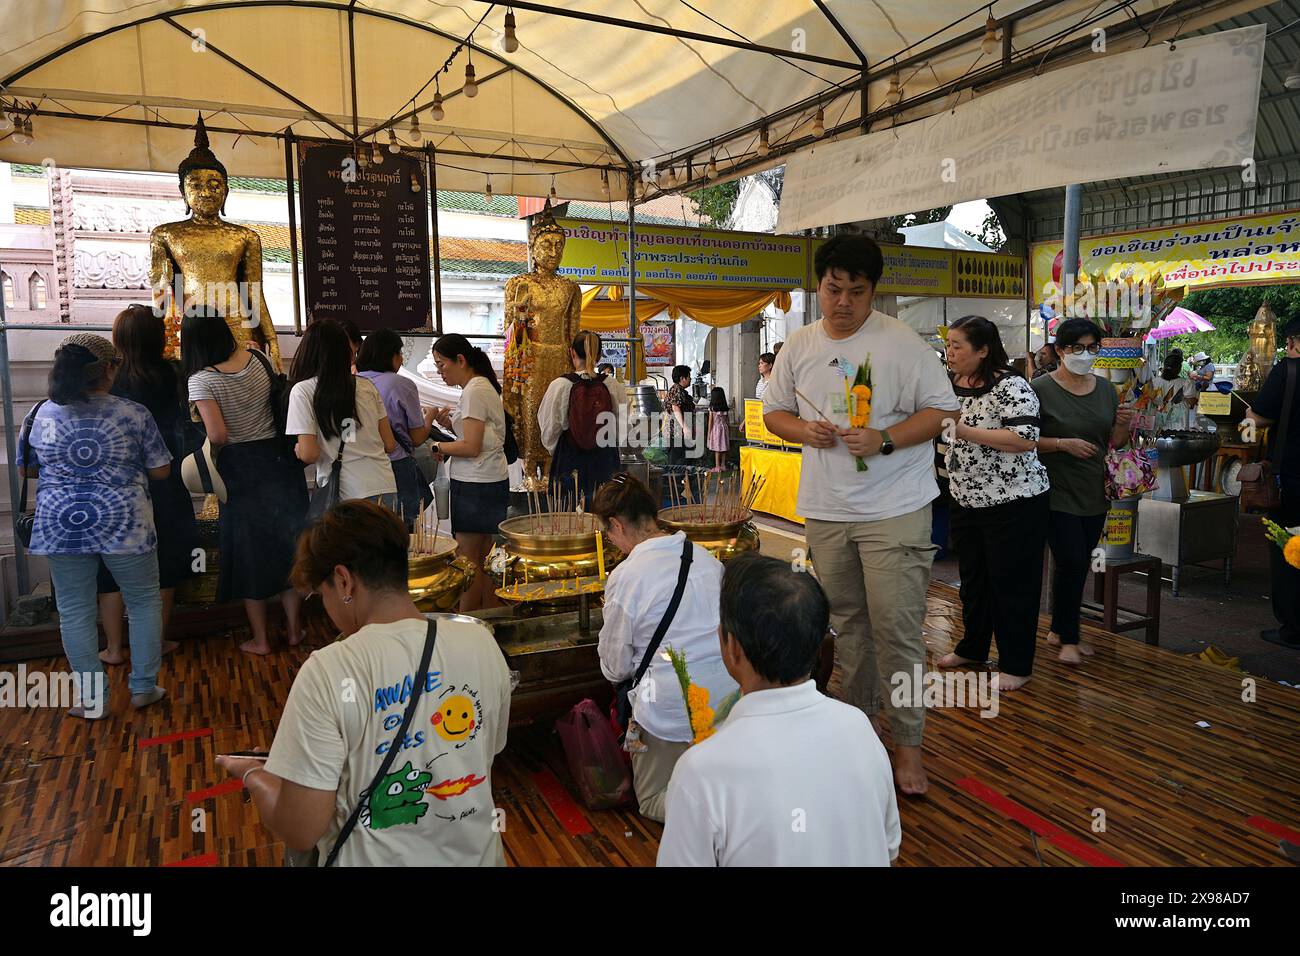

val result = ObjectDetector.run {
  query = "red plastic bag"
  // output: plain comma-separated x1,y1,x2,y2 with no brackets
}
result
556,698,633,810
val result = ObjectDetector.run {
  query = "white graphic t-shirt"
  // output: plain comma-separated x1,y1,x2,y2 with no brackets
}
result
266,616,512,867
762,311,960,522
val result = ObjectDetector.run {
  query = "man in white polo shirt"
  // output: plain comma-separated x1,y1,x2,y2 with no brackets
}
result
657,553,900,866
763,234,959,796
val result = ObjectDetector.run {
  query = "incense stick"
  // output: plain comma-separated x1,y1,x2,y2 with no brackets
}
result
793,387,835,425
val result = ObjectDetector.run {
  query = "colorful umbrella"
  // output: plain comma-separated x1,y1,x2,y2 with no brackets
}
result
1145,307,1215,340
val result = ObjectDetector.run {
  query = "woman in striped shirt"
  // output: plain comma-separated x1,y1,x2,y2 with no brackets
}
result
185,311,308,655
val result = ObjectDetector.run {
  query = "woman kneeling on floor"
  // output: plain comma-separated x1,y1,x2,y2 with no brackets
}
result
593,474,737,822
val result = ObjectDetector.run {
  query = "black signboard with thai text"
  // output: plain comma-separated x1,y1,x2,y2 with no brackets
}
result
297,141,431,330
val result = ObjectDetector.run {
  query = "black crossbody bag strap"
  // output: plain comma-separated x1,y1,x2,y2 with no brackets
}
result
17,400,46,514
631,536,694,692
1272,360,1297,477
323,619,438,867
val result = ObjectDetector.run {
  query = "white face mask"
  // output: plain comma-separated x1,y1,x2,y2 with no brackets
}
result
1062,352,1097,375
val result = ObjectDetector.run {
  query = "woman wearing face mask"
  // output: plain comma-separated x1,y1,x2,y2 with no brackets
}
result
1032,318,1133,665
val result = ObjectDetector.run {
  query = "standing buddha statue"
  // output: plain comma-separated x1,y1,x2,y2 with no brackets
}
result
503,201,581,488
150,115,282,370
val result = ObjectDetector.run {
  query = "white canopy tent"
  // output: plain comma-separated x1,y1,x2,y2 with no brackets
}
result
0,0,1273,200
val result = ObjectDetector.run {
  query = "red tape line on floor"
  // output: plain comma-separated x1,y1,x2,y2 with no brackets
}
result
163,853,218,867
530,770,594,837
956,777,1125,867
138,727,214,748
1246,815,1300,844
185,778,243,804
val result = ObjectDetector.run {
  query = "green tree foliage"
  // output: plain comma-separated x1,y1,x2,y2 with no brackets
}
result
1165,285,1300,362
965,210,1007,252
889,206,951,230
688,180,741,226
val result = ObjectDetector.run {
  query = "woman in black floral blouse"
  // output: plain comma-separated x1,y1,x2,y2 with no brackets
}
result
937,317,1050,691
663,364,697,470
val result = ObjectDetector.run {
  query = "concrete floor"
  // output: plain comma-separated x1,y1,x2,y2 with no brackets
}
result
752,511,1300,687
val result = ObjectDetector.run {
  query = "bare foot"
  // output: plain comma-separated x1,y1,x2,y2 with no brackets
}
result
161,640,179,657
893,745,929,797
1058,644,1083,665
286,630,305,648
1047,634,1094,656
992,672,1030,691
98,650,126,665
936,652,979,668
239,638,273,656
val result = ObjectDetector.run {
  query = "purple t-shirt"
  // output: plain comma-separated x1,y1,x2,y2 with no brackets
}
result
357,370,424,460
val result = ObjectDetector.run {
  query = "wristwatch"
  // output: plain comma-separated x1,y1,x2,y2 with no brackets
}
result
879,429,895,456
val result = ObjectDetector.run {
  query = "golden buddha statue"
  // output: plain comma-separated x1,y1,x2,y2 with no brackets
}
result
503,201,581,488
1248,302,1276,377
1235,348,1262,392
150,116,282,370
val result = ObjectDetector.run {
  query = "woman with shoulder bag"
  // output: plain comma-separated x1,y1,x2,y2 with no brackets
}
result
593,475,737,822
287,319,398,515
215,501,513,866
185,310,308,655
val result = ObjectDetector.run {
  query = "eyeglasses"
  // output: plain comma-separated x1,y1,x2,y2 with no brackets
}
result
1061,343,1101,356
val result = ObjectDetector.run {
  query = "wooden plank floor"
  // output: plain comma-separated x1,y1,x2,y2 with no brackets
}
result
1,582,1298,866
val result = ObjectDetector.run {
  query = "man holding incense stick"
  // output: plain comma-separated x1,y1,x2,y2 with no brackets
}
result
762,234,959,796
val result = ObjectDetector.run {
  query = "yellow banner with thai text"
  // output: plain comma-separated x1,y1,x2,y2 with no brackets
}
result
1031,207,1300,299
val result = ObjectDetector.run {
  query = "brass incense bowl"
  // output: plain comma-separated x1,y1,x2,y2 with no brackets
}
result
489,514,623,606
408,540,476,612
657,506,760,563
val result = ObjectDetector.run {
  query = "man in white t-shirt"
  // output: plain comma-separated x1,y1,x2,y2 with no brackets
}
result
658,553,900,866
763,234,959,796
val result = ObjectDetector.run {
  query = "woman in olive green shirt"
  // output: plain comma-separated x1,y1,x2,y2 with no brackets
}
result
1031,319,1133,665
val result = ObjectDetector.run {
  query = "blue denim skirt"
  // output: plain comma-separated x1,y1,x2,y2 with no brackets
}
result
449,478,508,535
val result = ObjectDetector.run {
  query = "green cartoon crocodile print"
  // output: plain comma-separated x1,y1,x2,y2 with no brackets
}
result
367,762,431,829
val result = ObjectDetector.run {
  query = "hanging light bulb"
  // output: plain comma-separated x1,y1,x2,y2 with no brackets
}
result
387,128,401,154
600,169,609,197
464,58,478,98
371,138,384,164
411,174,422,194
758,125,771,156
707,152,718,179
357,144,369,169
503,10,519,53
980,12,999,55
812,107,824,138
0,110,12,133
485,174,493,199
409,112,423,143
430,89,445,123
1286,53,1300,90
549,175,557,202
886,73,903,106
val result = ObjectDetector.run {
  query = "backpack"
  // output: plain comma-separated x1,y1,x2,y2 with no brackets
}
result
565,373,613,451
247,348,292,449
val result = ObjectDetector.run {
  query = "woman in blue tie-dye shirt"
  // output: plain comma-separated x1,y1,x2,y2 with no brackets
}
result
18,333,172,719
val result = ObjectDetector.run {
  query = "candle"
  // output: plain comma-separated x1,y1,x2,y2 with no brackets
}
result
596,531,606,581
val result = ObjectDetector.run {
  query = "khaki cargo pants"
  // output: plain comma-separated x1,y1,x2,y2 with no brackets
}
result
804,505,936,748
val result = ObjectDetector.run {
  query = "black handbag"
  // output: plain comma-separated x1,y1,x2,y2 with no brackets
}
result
15,400,46,548
609,535,693,735
306,446,344,524
287,619,438,867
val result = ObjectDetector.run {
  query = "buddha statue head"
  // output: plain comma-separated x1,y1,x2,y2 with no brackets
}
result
178,114,229,218
528,200,567,273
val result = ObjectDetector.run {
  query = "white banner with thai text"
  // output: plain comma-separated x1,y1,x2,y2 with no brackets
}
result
776,25,1264,233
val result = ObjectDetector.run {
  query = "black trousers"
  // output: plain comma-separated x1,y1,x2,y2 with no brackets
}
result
951,492,1050,677
1046,509,1107,645
1269,478,1300,640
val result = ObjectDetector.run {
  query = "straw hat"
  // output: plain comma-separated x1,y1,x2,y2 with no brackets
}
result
181,440,226,503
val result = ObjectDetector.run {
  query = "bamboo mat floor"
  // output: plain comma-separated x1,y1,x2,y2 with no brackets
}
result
1,582,1298,866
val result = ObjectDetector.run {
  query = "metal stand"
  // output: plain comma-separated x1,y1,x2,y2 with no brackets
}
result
1136,492,1237,596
